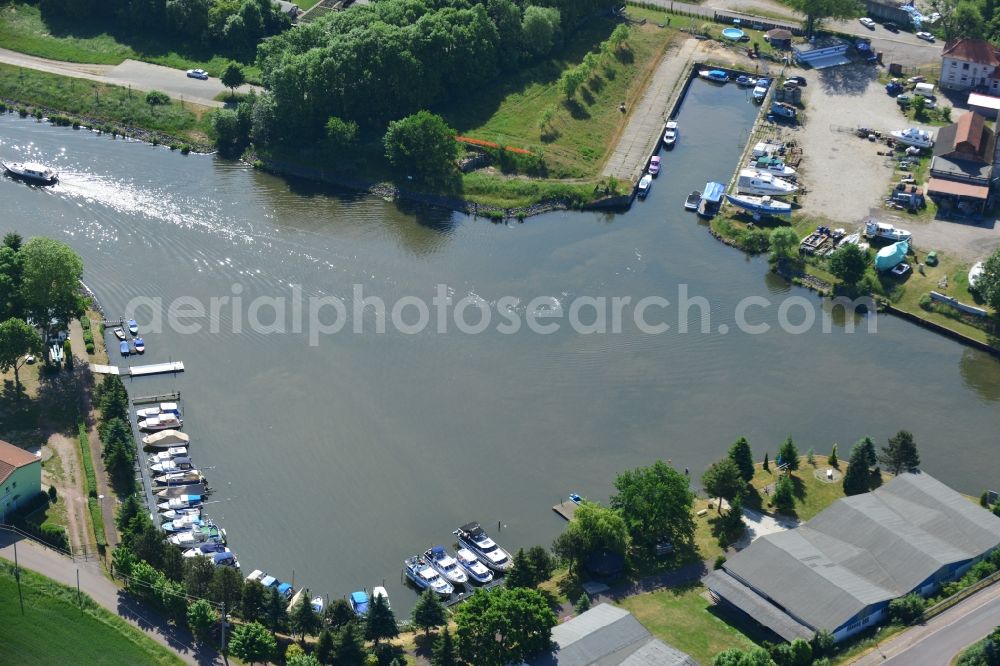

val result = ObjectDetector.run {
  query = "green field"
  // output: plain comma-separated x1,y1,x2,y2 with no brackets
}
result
619,584,762,665
0,2,260,81
0,562,184,665
0,63,212,144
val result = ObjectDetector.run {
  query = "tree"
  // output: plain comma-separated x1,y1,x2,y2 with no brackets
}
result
763,451,769,471
0,242,24,321
324,597,356,629
812,630,835,657
574,593,591,614
769,227,799,264
608,23,630,50
432,626,458,666
209,566,243,611
978,247,1000,309
806,447,816,467
183,553,216,598
331,623,366,666
411,588,446,636
0,318,42,394
241,580,267,623
714,647,776,665
702,458,746,512
552,501,629,572
212,108,247,155
383,111,460,185
19,237,84,339
773,473,795,513
364,591,398,645
290,589,322,642
888,593,926,623
879,430,920,475
221,62,246,97
611,460,695,550
729,437,755,482
454,587,556,666
264,585,289,633
525,545,555,585
505,548,536,589
286,650,321,666
829,444,838,469
788,0,863,36
187,599,219,645
521,5,561,57
778,436,799,471
325,116,358,150
843,437,878,496
229,621,276,665
713,495,746,548
829,243,869,290
560,65,586,99
949,1,985,40
315,629,335,665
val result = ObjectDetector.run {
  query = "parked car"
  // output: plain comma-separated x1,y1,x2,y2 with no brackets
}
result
884,22,898,32
186,69,208,80
916,31,934,41
896,94,911,106
886,80,904,96
788,75,807,86
859,17,876,28
907,75,926,84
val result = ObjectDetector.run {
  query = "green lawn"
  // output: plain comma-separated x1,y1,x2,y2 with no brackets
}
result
619,584,762,665
443,8,678,179
751,455,852,521
0,2,260,81
0,562,184,665
0,63,212,144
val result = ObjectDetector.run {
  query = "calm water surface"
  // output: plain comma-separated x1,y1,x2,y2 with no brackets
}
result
3,81,999,608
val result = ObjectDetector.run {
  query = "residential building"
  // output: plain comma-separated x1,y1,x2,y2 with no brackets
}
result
0,439,42,521
941,38,1000,92
526,603,699,666
706,472,1000,643
927,111,997,213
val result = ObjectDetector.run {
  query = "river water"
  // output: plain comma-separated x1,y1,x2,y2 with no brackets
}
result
3,81,999,608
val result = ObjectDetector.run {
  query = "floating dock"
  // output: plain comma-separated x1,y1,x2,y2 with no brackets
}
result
90,364,120,376
130,362,185,377
132,391,181,405
552,500,579,521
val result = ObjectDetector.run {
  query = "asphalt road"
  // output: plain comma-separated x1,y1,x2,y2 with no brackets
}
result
853,583,1000,665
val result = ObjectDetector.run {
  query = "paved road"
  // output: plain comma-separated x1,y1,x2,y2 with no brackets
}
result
0,47,254,108
853,583,1000,665
0,531,220,665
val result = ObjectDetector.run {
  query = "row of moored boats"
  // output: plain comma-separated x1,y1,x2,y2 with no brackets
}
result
112,318,146,357
401,522,512,598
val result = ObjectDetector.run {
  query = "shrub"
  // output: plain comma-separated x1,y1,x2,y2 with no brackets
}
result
169,143,179,151
85,342,95,354
888,593,925,623
145,90,170,106
180,145,191,155
47,485,57,502
33,108,43,119
80,317,91,330
18,107,29,118
714,555,727,570
918,293,933,311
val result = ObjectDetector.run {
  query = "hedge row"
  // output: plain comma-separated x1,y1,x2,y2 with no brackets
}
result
78,423,97,498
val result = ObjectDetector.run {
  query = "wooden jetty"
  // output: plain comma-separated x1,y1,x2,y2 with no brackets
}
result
90,364,120,375
552,500,579,521
130,362,184,377
132,391,181,405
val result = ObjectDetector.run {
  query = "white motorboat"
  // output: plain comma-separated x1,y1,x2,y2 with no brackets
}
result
182,543,230,559
148,447,189,465
127,319,139,336
751,156,796,178
157,493,202,511
143,429,190,449
969,261,985,289
455,548,494,585
752,78,771,103
139,414,183,432
453,522,511,572
372,586,389,610
865,220,912,242
890,127,934,148
425,546,468,586
737,169,798,196
2,161,57,185
725,193,792,217
159,506,201,521
137,402,180,420
156,482,207,498
163,515,203,532
403,556,454,597
637,174,652,199
663,120,678,148
311,595,325,613
153,470,203,486
168,523,224,547
150,457,195,474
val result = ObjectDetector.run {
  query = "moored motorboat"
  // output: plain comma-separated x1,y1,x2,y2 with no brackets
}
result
150,457,195,474
119,341,129,357
134,337,145,354
735,74,756,86
155,482,207,498
127,319,139,336
372,586,389,609
737,169,798,196
138,402,181,420
311,595,325,613
890,127,934,148
425,546,468,586
648,155,661,176
168,523,224,547
153,470,203,486
143,429,190,449
2,161,58,185
865,220,911,242
182,542,229,558
752,78,771,103
455,547,494,585
403,555,454,597
162,516,203,532
212,551,239,568
453,522,511,572
148,447,189,465
139,414,183,432
113,327,126,341
637,174,652,199
157,493,201,511
700,69,729,83
725,193,792,217
350,590,369,615
684,191,701,211
159,506,201,521
663,120,678,148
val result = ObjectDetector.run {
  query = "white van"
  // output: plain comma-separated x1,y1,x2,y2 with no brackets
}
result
913,82,935,98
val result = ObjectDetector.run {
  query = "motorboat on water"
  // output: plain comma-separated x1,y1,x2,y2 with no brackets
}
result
684,191,701,211
168,523,225,547
148,447,188,465
726,193,792,217
311,595,325,613
455,548,494,585
119,341,129,357
637,174,652,199
157,493,201,511
350,591,369,615
735,74,756,87
134,337,145,354
159,506,201,521
139,414,183,432
2,161,57,185
143,429,190,449
752,78,771,103
890,127,934,148
127,319,139,335
182,542,230,558
425,546,468,586
153,470,203,486
113,327,126,341
150,457,195,474
865,220,912,242
212,551,239,568
736,169,798,196
162,516,203,532
663,120,678,148
453,522,511,572
137,402,181,421
648,155,661,176
403,555,454,597
155,482,207,499
372,586,389,609
751,156,796,178
969,261,985,289
700,69,729,83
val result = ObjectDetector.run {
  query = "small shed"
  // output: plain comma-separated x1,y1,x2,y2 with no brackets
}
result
968,92,1000,120
765,28,793,49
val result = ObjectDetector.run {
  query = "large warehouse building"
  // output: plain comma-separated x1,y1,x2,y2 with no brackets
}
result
706,472,1000,643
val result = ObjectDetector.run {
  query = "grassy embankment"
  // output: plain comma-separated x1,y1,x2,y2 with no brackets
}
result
0,62,213,145
0,2,260,81
0,562,184,665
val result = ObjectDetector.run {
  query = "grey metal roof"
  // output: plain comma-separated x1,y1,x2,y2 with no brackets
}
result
528,604,699,666
704,570,814,642
715,472,1000,634
930,156,993,183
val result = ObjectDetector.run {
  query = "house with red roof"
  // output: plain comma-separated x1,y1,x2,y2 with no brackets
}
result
0,439,41,521
941,38,1000,92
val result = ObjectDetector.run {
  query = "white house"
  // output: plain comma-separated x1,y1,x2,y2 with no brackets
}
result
941,38,1000,92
